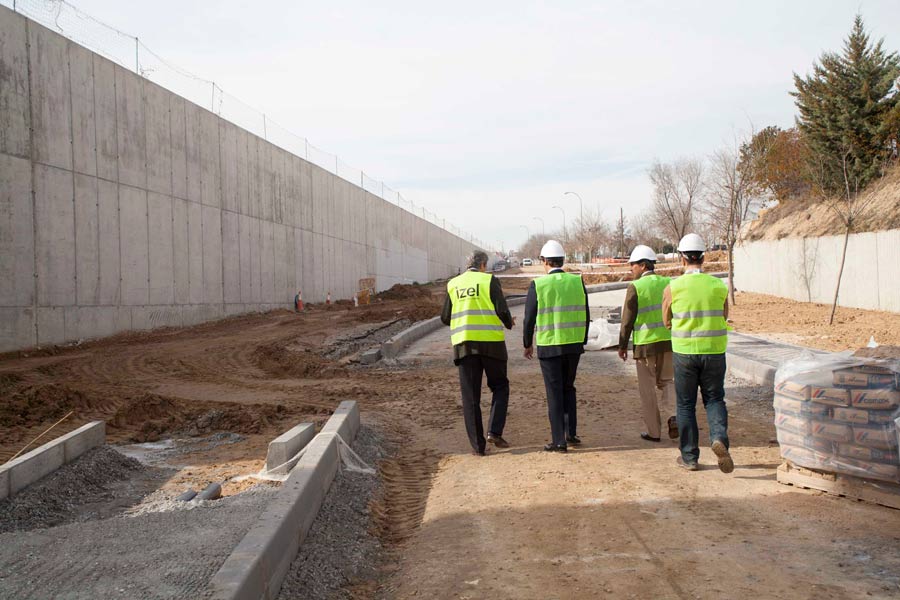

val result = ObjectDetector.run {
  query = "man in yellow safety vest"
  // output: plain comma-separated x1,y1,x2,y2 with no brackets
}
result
441,250,515,456
662,233,734,473
523,240,590,452
618,245,677,443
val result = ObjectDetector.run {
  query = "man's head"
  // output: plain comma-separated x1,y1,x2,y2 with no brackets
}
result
467,250,489,272
676,233,706,267
628,245,657,277
539,240,566,271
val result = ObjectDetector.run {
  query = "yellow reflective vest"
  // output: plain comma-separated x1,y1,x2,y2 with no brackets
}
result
447,270,505,346
632,274,672,346
669,273,728,355
534,272,587,346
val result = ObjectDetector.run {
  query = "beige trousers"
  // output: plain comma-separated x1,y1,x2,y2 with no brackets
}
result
635,351,674,438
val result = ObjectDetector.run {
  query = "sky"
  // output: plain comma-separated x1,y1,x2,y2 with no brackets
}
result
25,0,900,251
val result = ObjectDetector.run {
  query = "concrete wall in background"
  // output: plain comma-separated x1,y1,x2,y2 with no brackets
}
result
734,228,900,313
0,7,477,351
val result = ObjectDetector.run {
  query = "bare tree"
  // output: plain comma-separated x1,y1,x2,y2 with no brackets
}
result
571,207,611,264
818,150,882,324
648,158,704,245
706,143,757,304
796,237,819,303
628,211,665,251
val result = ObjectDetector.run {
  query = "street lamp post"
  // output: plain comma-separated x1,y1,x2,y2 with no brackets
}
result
564,191,584,262
533,216,545,235
551,205,567,242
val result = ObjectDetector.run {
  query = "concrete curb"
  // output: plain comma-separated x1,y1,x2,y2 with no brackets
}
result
207,400,361,600
265,423,315,472
726,352,777,387
0,421,105,501
381,316,443,360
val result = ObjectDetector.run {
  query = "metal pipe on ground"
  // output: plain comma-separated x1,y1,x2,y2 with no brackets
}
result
196,482,222,501
176,489,197,502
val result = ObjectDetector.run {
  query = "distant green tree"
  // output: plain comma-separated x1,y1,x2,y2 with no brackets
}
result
791,14,900,195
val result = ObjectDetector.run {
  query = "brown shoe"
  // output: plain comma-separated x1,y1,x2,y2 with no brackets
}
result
667,416,678,440
676,456,699,471
711,440,734,473
487,434,510,448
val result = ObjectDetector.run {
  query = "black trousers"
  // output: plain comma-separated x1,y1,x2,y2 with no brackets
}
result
457,355,510,453
539,353,581,446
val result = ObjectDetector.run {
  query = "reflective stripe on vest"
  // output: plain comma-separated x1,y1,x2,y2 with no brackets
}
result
534,272,586,347
631,274,671,346
447,270,504,345
669,273,728,354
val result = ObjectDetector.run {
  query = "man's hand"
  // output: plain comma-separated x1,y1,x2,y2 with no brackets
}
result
523,346,534,360
511,316,517,328
617,348,628,362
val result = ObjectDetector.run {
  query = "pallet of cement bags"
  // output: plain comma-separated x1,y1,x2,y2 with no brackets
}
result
773,350,900,509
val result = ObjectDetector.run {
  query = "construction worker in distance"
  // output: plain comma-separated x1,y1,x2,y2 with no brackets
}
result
523,240,590,453
617,245,677,443
441,250,515,456
662,233,734,473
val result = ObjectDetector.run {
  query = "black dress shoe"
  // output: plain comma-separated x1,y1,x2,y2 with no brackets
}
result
566,435,581,445
543,443,567,453
472,448,486,456
640,432,661,442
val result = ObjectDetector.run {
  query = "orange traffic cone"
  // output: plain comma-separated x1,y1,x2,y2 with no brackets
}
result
295,289,303,312
326,291,331,305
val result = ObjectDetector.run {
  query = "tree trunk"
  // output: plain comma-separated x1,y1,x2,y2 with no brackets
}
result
727,241,736,305
829,225,851,325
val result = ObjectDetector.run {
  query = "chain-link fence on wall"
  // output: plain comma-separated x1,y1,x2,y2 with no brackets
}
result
3,0,489,250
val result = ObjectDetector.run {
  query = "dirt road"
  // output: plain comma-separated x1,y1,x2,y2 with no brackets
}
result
2,283,900,599
377,302,900,599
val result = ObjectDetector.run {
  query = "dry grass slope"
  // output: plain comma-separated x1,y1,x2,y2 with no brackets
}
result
744,165,900,241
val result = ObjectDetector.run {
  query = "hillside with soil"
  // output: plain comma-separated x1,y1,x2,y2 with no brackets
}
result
743,165,900,241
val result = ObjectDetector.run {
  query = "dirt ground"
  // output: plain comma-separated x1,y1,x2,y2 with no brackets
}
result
729,291,900,352
2,282,900,598
372,308,900,600
0,283,443,495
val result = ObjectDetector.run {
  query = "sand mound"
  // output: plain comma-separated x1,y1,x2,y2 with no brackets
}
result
0,384,105,428
253,342,346,379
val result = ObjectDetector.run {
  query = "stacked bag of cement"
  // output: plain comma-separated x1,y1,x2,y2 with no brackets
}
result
774,353,900,483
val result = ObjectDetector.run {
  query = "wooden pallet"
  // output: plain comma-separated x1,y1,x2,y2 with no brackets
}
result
776,461,900,510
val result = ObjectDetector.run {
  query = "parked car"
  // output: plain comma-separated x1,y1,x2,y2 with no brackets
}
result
522,258,533,266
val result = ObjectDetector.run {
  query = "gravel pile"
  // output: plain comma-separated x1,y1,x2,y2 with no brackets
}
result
276,425,388,600
0,484,278,599
0,445,151,534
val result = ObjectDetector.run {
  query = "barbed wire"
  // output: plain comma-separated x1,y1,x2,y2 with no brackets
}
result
3,0,490,251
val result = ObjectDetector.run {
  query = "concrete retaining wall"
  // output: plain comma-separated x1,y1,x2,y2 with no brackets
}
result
0,421,105,500
734,229,900,313
0,6,478,352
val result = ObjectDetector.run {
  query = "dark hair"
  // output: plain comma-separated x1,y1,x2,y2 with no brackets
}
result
467,250,489,270
682,251,704,265
638,259,655,271
544,256,565,268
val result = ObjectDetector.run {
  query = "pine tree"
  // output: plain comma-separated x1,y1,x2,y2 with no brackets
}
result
791,15,900,195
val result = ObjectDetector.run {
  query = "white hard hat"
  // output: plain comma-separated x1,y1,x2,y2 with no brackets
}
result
677,233,706,253
628,245,657,263
539,239,566,258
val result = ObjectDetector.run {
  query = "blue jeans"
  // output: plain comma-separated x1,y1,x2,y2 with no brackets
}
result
673,352,729,464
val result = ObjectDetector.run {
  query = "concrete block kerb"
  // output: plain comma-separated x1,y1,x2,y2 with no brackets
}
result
0,421,105,500
265,423,315,472
207,400,362,600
